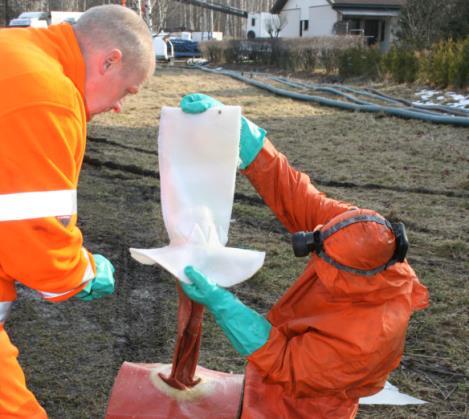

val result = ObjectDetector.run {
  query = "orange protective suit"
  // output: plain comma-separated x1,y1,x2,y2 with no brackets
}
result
0,25,95,418
240,139,429,418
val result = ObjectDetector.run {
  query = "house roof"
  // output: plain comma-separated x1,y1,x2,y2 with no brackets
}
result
271,0,405,14
271,0,288,13
332,0,405,8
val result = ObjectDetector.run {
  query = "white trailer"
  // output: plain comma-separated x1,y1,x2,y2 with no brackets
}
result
191,32,223,42
246,12,283,39
153,35,175,61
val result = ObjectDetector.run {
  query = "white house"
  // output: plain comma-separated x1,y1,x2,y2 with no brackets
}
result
271,0,406,51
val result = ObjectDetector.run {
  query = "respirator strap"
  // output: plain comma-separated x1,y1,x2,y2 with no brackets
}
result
321,215,391,241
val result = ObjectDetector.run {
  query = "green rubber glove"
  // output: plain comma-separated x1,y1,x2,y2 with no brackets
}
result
180,266,272,356
180,93,266,169
75,254,115,302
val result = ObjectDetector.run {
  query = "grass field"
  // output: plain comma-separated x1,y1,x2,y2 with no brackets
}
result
7,66,468,418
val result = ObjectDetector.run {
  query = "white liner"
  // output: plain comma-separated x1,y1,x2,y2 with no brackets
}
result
130,106,265,287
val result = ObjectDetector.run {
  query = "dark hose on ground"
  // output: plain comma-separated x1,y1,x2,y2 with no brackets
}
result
192,66,469,127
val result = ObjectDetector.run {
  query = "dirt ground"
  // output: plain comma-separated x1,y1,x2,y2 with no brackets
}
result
7,66,468,418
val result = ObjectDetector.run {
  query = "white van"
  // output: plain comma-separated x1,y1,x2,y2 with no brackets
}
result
50,11,83,25
9,11,50,28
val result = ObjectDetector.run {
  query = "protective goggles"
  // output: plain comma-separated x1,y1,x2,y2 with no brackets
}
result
291,214,408,276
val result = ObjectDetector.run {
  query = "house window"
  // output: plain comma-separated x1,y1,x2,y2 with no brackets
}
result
251,18,256,27
303,20,309,31
344,19,363,36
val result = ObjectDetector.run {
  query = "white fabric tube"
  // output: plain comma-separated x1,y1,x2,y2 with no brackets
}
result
130,106,265,287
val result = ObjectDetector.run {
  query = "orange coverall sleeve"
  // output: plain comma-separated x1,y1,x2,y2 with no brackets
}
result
0,103,95,302
242,139,353,233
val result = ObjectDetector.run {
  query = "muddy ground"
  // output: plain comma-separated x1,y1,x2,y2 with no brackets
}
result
7,66,468,418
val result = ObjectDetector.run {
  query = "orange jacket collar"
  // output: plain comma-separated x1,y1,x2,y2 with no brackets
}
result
46,24,89,120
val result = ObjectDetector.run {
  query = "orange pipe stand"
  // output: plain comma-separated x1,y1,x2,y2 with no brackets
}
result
106,284,243,418
105,362,243,419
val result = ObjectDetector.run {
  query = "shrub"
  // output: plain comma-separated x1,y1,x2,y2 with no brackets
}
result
319,49,340,74
199,36,364,74
449,37,469,88
282,36,363,73
223,40,244,64
249,40,272,65
199,40,225,64
428,40,452,87
199,37,468,88
421,37,469,88
338,47,382,79
382,47,419,83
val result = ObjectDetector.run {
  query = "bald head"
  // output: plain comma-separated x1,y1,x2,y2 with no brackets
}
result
74,5,155,80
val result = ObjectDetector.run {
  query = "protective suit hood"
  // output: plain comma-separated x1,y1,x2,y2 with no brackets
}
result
312,209,429,310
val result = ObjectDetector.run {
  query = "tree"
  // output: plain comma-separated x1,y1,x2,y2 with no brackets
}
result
445,0,469,40
265,13,286,38
1,0,276,37
398,0,468,48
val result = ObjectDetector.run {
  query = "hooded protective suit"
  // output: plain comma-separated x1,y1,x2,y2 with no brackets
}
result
240,139,429,418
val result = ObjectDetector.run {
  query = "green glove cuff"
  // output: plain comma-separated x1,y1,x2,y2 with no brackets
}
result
180,93,266,170
75,254,115,302
75,279,93,301
239,116,266,170
182,266,272,356
212,291,272,356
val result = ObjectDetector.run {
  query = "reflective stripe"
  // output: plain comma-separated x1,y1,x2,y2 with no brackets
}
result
38,248,95,300
0,301,12,323
0,190,77,222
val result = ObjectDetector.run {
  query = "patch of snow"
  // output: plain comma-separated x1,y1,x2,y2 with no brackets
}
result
415,89,469,110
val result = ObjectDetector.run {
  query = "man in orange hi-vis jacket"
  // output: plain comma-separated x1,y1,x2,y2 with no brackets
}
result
0,5,155,418
179,94,430,418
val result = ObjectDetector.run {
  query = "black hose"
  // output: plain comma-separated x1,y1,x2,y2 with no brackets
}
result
194,66,469,127
269,77,445,117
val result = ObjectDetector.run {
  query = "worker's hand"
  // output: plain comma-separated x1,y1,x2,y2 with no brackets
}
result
181,266,272,356
180,265,226,310
180,93,223,113
75,254,115,302
180,93,266,169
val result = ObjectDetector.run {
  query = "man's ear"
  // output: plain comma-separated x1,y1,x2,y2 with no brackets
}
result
101,49,123,74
